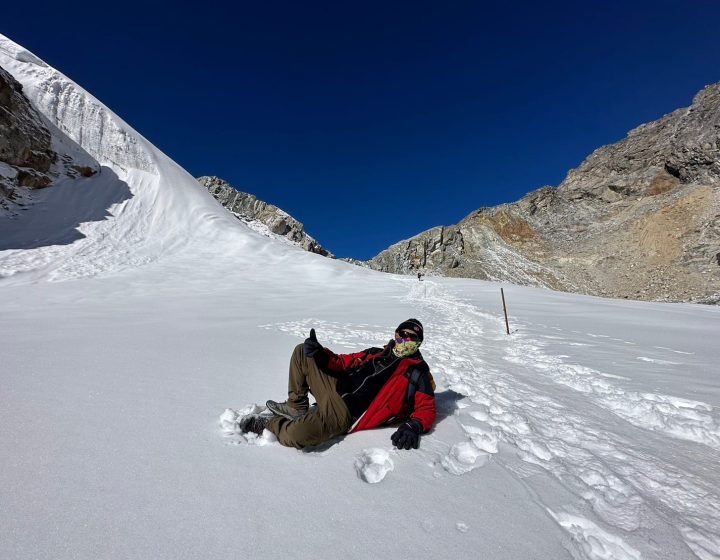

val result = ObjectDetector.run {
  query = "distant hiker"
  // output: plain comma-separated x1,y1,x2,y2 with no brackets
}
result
417,272,423,281
238,319,436,450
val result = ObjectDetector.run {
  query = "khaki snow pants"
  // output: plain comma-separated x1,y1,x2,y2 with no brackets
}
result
266,344,354,449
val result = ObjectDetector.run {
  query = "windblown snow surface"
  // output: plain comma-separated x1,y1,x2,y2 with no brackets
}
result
1,34,719,560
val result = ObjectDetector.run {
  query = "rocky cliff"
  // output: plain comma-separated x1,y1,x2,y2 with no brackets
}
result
367,83,720,303
197,175,334,257
0,65,98,215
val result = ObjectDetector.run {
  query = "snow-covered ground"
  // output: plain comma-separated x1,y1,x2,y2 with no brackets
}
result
1,34,719,560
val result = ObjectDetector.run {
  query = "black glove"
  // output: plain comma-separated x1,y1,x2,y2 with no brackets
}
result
391,420,422,450
303,328,323,358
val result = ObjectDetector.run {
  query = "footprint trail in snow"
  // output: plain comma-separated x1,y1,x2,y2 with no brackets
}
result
400,279,720,560
259,280,720,560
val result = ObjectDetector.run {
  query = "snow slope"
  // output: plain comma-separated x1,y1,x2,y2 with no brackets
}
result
0,34,279,284
1,34,719,560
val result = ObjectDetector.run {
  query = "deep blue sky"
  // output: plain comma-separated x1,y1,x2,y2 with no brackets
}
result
3,1,719,259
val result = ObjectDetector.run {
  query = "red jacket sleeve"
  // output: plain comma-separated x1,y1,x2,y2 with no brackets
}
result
321,348,371,374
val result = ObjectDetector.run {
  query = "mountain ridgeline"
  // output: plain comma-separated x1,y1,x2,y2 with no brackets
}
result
367,83,720,303
201,83,719,303
4,41,716,303
197,176,333,258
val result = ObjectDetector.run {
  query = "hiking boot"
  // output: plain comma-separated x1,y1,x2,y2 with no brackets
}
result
237,414,269,436
266,400,308,421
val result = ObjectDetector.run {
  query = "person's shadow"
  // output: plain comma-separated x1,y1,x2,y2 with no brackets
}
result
433,389,465,423
301,389,465,453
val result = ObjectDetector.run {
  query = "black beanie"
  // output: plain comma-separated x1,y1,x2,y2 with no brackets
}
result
396,318,424,341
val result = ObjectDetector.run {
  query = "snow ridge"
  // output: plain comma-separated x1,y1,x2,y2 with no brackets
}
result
0,37,155,174
0,34,264,284
503,337,720,450
401,279,720,560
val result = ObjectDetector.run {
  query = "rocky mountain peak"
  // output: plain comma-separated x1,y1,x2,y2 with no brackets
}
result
197,175,334,257
366,82,720,303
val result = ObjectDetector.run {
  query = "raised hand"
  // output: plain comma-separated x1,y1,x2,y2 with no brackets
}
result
303,328,322,358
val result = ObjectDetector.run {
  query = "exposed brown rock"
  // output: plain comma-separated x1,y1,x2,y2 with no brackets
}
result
0,64,101,214
475,209,538,244
367,83,720,303
16,169,52,188
72,165,97,178
0,67,54,171
646,172,681,196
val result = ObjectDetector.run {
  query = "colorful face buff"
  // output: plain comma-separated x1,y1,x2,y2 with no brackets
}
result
393,339,421,357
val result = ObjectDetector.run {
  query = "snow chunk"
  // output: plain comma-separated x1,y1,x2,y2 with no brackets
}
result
354,448,394,483
460,420,499,454
548,510,641,560
441,442,489,475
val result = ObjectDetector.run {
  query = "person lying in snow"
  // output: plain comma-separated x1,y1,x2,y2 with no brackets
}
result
238,319,436,450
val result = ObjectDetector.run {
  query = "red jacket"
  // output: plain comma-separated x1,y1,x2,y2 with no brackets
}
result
321,345,437,434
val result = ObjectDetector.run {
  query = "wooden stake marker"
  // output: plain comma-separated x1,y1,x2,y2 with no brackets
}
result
501,288,510,335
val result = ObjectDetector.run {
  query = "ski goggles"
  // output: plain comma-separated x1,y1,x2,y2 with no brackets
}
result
395,330,420,343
